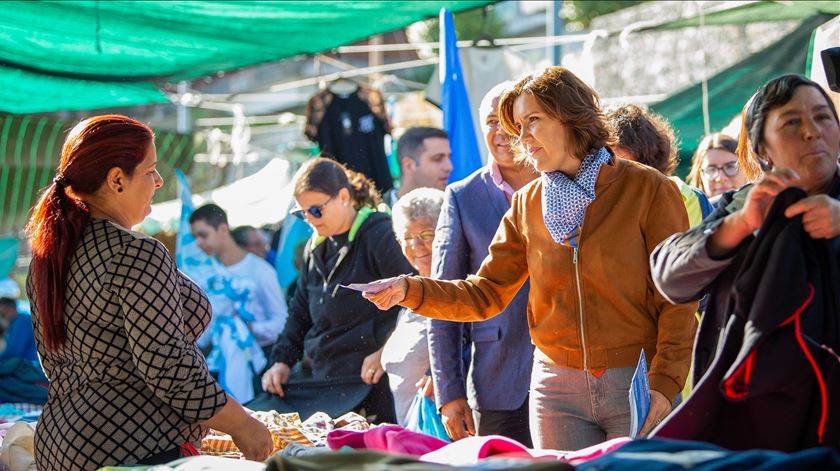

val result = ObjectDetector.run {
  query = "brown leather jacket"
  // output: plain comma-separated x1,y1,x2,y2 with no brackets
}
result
402,157,698,400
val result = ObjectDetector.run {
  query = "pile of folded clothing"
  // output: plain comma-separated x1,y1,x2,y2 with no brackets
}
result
200,409,370,459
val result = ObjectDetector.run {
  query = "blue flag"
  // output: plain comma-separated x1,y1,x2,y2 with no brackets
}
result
440,8,482,184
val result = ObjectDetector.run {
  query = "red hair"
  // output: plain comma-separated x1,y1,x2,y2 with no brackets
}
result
26,115,153,351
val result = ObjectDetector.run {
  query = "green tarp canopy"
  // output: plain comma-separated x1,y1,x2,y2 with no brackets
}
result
0,0,493,113
651,14,832,178
644,0,840,30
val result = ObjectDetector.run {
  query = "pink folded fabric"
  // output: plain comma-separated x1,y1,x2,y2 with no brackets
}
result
421,434,632,466
327,425,448,456
560,436,632,464
421,435,563,466
329,426,631,466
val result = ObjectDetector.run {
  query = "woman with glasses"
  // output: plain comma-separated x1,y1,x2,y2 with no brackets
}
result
380,187,444,425
687,133,747,200
261,157,415,424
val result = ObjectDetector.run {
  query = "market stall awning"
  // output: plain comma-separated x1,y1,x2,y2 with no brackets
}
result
642,0,840,30
0,0,493,113
651,14,831,178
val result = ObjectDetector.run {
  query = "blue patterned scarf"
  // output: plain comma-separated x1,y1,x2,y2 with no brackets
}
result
542,147,612,244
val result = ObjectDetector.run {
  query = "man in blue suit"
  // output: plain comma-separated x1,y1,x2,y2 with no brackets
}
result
429,82,538,445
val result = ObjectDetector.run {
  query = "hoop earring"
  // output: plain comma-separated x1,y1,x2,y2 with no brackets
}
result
756,154,772,171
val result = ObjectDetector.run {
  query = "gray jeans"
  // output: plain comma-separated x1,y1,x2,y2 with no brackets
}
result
529,348,633,451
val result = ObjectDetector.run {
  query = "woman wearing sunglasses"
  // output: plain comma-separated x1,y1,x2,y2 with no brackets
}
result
261,157,415,423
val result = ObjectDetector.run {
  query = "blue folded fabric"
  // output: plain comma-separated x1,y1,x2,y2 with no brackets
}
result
578,438,840,471
0,357,48,404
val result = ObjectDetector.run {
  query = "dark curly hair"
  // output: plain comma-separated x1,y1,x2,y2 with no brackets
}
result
606,104,678,176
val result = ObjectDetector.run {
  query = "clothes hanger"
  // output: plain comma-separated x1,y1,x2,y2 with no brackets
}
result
328,77,360,96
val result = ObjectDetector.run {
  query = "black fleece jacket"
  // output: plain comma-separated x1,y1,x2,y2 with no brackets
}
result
271,209,416,379
655,186,840,451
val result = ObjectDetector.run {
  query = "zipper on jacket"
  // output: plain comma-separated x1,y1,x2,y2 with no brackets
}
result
318,245,349,304
573,242,588,371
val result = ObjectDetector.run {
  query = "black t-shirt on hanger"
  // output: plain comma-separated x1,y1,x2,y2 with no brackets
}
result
305,86,393,193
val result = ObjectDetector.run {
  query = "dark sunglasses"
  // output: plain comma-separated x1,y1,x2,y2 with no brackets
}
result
291,195,335,220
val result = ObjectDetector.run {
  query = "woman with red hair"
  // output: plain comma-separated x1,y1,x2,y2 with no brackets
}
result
26,115,272,469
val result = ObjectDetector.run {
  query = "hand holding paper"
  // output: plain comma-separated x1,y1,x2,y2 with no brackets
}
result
341,274,409,294
353,275,410,310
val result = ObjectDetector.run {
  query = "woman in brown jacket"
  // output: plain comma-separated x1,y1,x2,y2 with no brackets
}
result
365,67,697,450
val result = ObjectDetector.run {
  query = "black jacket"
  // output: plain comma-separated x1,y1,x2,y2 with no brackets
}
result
654,187,840,451
271,209,415,379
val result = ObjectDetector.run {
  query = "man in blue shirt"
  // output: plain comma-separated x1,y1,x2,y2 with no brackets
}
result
0,296,38,363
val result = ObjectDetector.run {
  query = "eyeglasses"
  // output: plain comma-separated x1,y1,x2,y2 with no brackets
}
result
403,230,435,246
701,161,740,179
291,196,334,220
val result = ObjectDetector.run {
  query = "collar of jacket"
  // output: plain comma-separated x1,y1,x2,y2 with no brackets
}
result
309,206,377,250
593,149,623,191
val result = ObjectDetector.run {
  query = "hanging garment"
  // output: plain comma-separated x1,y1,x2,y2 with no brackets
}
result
305,85,393,193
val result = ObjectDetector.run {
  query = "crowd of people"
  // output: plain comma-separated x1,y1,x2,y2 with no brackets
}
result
5,65,839,469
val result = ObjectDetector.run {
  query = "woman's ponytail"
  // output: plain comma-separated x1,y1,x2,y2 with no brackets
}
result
294,157,383,209
26,181,90,350
345,168,382,210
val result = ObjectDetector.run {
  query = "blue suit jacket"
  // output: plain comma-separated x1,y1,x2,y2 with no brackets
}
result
428,166,533,412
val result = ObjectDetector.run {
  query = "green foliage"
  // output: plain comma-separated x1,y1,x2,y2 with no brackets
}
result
418,2,644,40
562,1,644,30
419,5,505,44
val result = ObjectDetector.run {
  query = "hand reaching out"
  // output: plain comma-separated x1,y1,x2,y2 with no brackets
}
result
261,362,290,398
440,398,475,441
362,278,409,310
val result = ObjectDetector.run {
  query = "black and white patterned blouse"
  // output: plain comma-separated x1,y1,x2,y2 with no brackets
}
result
28,218,227,470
